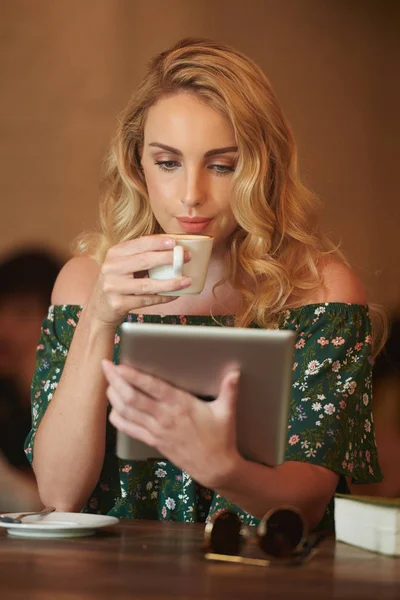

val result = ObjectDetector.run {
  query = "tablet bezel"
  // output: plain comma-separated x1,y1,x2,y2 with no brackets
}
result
116,322,295,466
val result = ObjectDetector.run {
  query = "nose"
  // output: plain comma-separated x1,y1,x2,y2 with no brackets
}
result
181,166,205,209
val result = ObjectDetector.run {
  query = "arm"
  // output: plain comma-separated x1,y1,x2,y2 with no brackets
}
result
104,258,377,528
32,257,115,511
213,459,338,528
32,238,192,511
213,260,371,527
104,359,336,529
212,260,372,527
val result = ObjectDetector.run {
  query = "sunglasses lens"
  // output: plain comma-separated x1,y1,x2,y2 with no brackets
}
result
210,511,244,555
259,508,305,558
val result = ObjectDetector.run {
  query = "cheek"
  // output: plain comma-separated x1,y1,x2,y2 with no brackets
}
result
216,213,237,238
145,171,162,196
215,182,235,219
145,172,181,214
212,204,237,242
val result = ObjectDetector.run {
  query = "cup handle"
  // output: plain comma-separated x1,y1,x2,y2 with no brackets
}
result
172,245,184,277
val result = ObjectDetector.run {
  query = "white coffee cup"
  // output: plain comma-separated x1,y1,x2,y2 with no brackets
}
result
149,234,213,296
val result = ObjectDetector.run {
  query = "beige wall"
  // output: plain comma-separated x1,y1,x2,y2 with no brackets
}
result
0,0,398,308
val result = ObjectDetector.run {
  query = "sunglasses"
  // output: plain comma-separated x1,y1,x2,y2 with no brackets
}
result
203,507,324,567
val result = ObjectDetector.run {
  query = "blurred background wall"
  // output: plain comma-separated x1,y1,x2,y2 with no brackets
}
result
0,0,398,308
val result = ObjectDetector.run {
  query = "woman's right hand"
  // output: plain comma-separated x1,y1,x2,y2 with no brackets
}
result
86,236,191,329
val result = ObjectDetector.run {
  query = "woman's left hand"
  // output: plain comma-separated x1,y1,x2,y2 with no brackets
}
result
101,359,241,488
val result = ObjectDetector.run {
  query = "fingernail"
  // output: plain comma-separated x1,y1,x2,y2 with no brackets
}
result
184,251,191,262
230,370,241,384
179,277,192,288
162,238,175,248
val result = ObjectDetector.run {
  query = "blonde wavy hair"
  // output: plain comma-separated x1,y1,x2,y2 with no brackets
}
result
78,37,386,352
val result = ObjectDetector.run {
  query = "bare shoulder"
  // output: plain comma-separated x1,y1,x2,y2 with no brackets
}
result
51,256,100,306
311,256,367,305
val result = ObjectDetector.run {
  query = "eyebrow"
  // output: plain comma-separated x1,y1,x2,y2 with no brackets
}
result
148,143,238,158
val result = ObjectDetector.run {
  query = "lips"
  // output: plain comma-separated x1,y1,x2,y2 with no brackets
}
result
176,217,213,233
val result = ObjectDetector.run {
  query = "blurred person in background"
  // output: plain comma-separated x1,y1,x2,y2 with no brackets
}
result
0,247,62,510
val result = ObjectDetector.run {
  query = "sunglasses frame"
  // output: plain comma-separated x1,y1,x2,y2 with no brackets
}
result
203,505,313,566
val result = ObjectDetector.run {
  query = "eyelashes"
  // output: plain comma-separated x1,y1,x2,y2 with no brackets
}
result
154,161,179,172
210,165,235,176
154,161,235,177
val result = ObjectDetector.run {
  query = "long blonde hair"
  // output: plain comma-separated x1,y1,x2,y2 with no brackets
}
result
78,38,385,351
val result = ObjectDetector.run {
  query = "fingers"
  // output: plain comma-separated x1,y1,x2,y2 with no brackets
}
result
221,370,241,388
96,236,194,319
106,385,155,429
115,363,174,402
93,289,181,320
102,274,192,296
107,235,176,260
102,360,158,419
129,294,182,307
215,370,241,414
102,249,191,279
109,408,155,447
103,360,186,449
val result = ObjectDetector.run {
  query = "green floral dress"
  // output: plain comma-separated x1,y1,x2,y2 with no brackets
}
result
24,303,382,530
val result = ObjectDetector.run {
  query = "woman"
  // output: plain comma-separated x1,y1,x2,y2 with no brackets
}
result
25,38,383,531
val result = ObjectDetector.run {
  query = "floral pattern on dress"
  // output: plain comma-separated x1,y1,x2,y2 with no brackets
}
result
25,303,382,531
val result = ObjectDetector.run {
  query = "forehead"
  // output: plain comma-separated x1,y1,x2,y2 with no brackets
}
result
143,92,236,150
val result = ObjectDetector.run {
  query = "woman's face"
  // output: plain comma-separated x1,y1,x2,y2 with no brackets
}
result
141,92,238,249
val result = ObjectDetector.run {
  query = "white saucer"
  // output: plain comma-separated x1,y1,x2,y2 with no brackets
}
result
0,512,119,539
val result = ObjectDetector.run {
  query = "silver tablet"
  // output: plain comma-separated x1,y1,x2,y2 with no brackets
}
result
116,323,295,467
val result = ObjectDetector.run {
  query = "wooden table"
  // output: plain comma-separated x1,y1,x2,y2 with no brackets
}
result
0,519,399,599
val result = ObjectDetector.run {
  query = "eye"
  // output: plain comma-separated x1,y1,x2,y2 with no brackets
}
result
154,160,180,172
208,164,235,176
